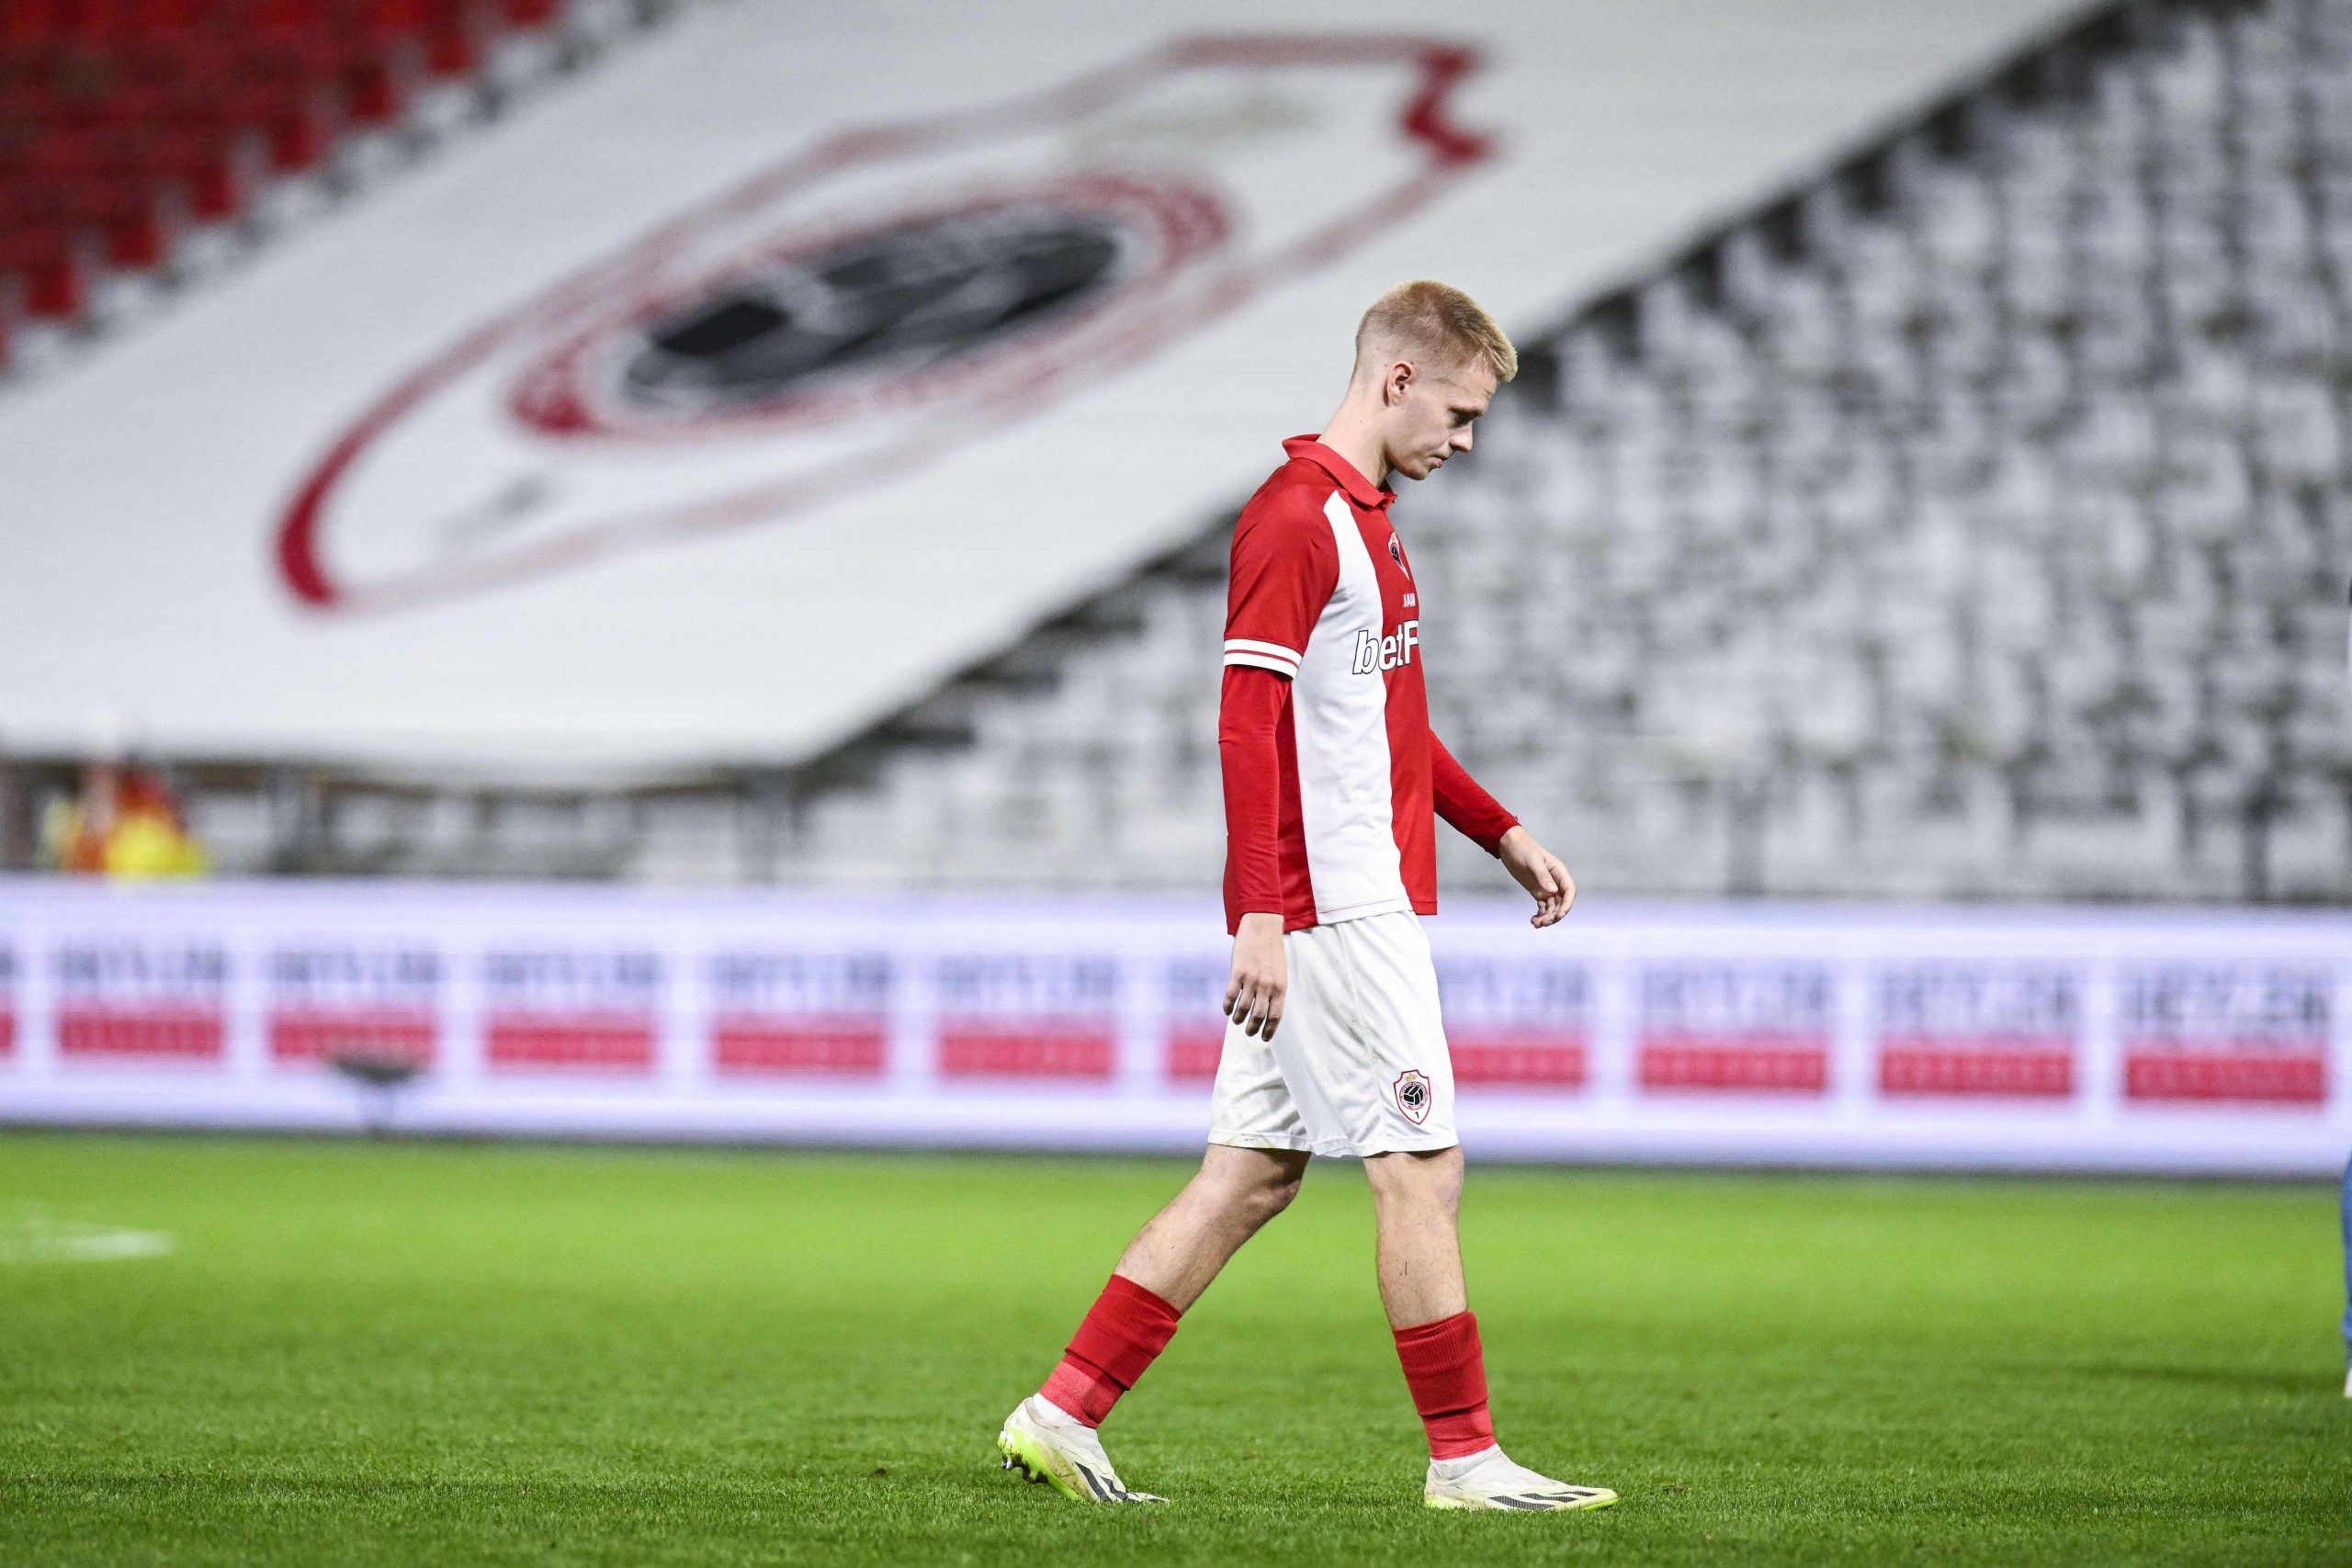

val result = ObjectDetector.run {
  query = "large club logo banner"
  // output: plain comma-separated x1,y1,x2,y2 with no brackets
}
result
0,880,2344,1175
277,36,1488,614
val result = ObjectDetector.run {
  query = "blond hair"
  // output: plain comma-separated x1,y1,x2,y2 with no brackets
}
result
1354,279,1517,384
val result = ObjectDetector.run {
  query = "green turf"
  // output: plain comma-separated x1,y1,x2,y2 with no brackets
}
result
0,1134,2343,1566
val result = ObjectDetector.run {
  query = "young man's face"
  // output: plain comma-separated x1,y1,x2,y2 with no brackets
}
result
1380,355,1497,482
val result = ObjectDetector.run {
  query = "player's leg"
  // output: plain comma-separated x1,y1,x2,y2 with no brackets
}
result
1329,913,1612,1512
1111,1143,1310,1310
1363,1147,1612,1511
1363,1146,1487,1452
1040,1145,1306,1429
999,975,1318,1503
1364,1144,1467,1325
998,1145,1306,1503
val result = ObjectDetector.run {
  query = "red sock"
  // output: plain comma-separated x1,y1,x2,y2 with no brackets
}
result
1392,1309,1498,1460
1037,1274,1182,1427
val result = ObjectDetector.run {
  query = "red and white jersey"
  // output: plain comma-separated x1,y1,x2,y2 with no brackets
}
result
1218,436,1517,934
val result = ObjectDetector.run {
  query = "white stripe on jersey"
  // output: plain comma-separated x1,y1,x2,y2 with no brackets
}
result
1290,491,1412,923
1225,650,1302,675
1224,637,1305,668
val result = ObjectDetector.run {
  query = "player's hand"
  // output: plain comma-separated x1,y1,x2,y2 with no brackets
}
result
1498,826,1576,928
1225,911,1287,1040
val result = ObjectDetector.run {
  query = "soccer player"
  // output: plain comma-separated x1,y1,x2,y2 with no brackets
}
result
996,281,1615,1512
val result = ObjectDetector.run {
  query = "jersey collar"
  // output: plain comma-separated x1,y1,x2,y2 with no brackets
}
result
1283,434,1396,512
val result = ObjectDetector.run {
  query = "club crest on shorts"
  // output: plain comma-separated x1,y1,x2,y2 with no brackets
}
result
1392,1067,1433,1124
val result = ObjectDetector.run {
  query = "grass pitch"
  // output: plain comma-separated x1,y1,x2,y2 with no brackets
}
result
0,1134,2343,1566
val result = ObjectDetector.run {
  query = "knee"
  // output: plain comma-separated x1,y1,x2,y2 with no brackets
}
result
1252,1170,1305,1223
1413,1170,1463,1221
1368,1149,1462,1216
1212,1166,1301,1227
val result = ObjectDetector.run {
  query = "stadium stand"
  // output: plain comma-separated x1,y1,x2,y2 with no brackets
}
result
3,0,2342,904
1,1,2096,876
0,0,662,376
774,0,2352,903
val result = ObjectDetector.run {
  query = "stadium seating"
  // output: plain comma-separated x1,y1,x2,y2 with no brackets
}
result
21,0,2338,901
766,0,2352,903
0,0,604,368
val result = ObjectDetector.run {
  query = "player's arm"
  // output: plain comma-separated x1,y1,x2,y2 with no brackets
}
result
1432,732,1575,928
1220,666,1288,1039
1218,495,1339,1040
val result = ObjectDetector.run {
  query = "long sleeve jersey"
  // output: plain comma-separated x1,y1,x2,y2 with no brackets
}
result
1218,435,1519,935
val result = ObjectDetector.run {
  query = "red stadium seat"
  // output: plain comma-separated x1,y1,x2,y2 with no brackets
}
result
355,0,431,45
338,46,418,126
0,223,96,317
424,22,480,78
0,172,178,265
0,123,255,221
248,0,337,39
121,0,209,37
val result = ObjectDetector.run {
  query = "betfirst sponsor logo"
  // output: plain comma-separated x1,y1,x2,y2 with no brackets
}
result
1163,955,1231,1081
266,945,441,1068
481,949,662,1071
2119,963,2329,1105
1351,620,1419,674
708,953,891,1077
0,942,15,1059
53,939,229,1061
1435,956,1590,1089
1637,961,1834,1094
935,954,1118,1079
1874,962,2081,1100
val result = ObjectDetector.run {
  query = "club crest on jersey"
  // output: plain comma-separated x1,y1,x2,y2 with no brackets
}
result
1351,618,1419,675
1393,1068,1432,1125
1387,534,1410,576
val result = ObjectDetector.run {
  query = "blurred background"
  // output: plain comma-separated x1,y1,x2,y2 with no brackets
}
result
0,0,2346,1173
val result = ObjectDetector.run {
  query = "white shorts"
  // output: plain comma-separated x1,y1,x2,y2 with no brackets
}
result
1205,909,1458,1159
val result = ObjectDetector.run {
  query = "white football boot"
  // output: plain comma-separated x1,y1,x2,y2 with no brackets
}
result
1422,1444,1617,1511
996,1395,1167,1503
